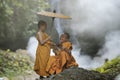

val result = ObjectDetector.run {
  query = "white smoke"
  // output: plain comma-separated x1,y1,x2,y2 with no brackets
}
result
49,0,64,36
60,0,120,38
115,74,120,80
72,31,120,69
58,0,120,68
27,31,120,69
27,36,38,59
98,31,120,60
27,0,120,69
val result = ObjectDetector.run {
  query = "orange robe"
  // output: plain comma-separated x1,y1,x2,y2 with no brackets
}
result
34,32,50,76
46,41,78,75
46,56,61,74
59,41,78,69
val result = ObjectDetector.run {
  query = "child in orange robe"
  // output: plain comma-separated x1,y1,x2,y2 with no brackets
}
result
46,33,78,75
34,20,52,79
59,33,78,70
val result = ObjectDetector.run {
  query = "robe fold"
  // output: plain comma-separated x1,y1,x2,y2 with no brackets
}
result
46,41,78,75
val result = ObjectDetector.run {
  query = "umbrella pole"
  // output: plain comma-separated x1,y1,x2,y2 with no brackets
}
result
50,17,55,37
50,10,56,37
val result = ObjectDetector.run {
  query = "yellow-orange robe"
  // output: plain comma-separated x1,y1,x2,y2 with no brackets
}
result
60,41,78,69
34,32,50,76
46,56,61,74
46,41,78,75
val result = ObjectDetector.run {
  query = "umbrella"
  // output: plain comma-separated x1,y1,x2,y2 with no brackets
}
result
37,10,71,37
37,10,72,19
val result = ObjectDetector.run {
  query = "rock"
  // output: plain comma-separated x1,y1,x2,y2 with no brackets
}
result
12,76,24,80
16,49,28,54
0,77,9,80
51,67,112,80
10,71,39,80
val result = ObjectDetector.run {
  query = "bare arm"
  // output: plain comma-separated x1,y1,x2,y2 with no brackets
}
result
38,32,51,45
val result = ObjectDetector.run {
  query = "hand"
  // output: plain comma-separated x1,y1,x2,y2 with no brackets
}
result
48,36,51,40
50,43,57,49
51,42,56,46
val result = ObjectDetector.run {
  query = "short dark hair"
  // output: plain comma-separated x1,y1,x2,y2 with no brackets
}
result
38,20,47,29
64,32,70,39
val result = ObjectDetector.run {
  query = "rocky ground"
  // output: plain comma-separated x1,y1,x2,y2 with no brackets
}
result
0,49,120,80
50,57,120,80
50,67,112,80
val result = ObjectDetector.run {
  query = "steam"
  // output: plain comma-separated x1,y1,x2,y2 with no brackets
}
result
60,0,120,38
115,74,120,80
27,30,120,69
98,31,120,60
58,0,120,68
27,36,38,59
60,0,120,55
27,0,120,69
49,0,63,36
59,0,120,68
72,31,120,69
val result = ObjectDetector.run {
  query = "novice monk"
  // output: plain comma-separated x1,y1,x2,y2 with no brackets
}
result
34,20,51,79
46,33,78,75
59,33,78,69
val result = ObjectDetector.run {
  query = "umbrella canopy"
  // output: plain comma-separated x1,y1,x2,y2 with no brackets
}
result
37,11,72,19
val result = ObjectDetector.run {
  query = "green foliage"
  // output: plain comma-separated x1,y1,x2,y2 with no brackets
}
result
0,49,33,78
0,0,49,50
95,57,120,78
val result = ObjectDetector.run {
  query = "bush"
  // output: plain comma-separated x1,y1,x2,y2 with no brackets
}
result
0,49,33,78
95,56,120,78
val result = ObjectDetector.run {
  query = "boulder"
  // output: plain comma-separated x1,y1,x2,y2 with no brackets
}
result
51,67,112,80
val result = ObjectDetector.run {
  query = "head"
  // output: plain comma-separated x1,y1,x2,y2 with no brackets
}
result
38,20,47,32
60,33,70,43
